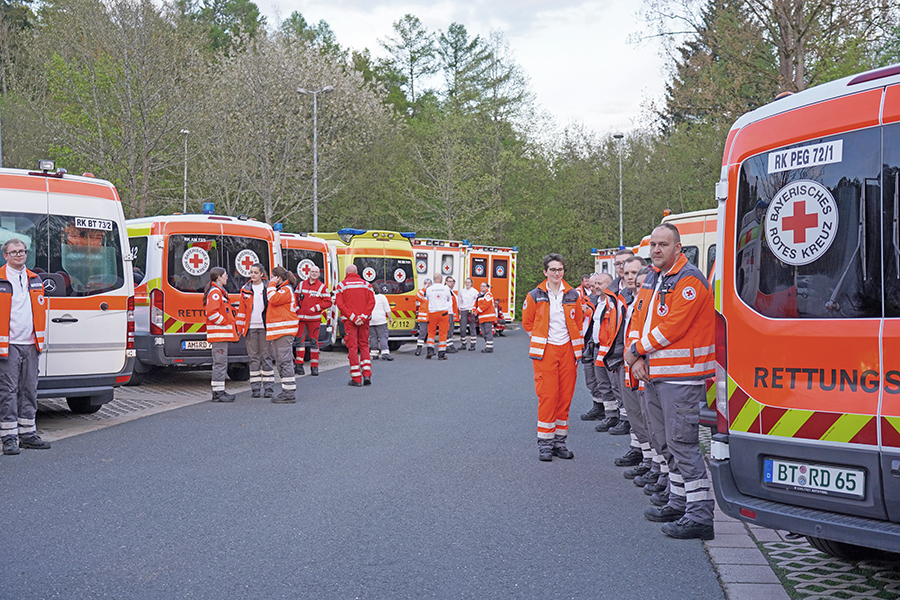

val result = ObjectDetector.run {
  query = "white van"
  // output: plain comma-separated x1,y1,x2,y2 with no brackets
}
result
0,162,135,413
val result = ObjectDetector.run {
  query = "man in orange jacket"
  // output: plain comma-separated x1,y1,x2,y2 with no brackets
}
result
522,253,585,462
625,223,715,541
0,239,50,455
335,265,376,386
475,283,496,353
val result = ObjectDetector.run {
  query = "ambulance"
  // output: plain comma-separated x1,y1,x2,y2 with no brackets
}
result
277,229,338,347
0,161,134,413
662,208,717,279
411,237,466,286
317,229,417,348
591,247,619,276
710,63,900,558
127,209,279,384
466,244,518,320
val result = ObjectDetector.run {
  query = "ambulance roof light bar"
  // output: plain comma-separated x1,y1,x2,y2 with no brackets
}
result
273,223,284,232
400,232,416,239
202,202,215,215
30,159,65,178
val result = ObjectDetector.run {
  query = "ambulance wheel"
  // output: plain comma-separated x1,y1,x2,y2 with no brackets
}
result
388,341,403,352
227,363,250,381
66,395,106,414
805,536,880,561
124,370,144,386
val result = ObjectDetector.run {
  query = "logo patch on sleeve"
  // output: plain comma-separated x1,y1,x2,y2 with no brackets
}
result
682,286,696,301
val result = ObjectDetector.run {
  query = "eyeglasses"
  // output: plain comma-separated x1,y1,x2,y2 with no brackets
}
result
4,250,27,257
613,261,626,267
546,267,564,273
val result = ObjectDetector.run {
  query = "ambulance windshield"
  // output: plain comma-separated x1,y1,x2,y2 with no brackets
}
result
168,235,270,294
353,257,414,294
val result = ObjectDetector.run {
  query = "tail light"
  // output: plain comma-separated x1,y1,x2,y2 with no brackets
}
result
715,310,729,433
127,296,135,349
150,288,164,335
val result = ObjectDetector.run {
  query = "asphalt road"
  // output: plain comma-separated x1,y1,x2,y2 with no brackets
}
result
4,329,725,600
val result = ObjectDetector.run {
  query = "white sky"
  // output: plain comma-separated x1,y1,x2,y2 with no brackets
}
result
254,0,669,136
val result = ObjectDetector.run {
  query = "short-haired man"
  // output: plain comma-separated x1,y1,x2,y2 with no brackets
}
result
0,239,51,454
625,223,715,540
580,273,613,422
414,279,432,356
475,282,497,353
425,273,453,360
610,249,634,295
335,265,375,387
294,265,332,376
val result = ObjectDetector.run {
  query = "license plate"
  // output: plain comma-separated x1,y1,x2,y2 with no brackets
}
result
182,340,211,351
389,319,414,330
764,458,865,499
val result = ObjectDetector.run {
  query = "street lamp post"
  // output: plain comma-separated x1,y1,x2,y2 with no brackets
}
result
180,129,190,212
614,132,624,248
296,85,334,233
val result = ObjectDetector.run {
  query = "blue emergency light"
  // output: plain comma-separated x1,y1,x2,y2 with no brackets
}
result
513,246,518,251
273,222,283,232
202,203,215,215
400,232,416,239
338,228,367,236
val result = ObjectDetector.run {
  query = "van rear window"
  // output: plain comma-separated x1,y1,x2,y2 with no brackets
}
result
0,212,125,297
168,235,270,294
735,129,881,319
283,248,325,284
354,257,415,294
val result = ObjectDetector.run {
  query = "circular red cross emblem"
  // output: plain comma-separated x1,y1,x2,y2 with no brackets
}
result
182,247,210,276
235,249,259,277
362,267,377,282
297,259,316,280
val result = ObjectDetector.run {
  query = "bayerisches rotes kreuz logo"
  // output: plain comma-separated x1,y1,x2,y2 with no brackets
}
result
182,247,210,276
765,180,839,266
682,286,696,301
362,267,377,282
235,249,259,278
297,259,316,280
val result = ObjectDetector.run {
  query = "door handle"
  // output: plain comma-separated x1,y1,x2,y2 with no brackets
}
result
51,317,79,323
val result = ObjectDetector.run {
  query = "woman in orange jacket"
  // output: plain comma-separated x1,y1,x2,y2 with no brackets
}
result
204,267,238,402
266,266,300,404
521,253,585,462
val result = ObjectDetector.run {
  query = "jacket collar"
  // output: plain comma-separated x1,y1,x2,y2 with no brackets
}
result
537,278,572,294
650,252,689,278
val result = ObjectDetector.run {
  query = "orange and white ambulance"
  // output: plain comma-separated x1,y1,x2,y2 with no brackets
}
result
466,244,518,321
0,161,134,413
662,208,717,279
711,64,900,558
277,229,338,346
127,209,279,383
411,237,467,285
317,229,417,348
591,247,619,276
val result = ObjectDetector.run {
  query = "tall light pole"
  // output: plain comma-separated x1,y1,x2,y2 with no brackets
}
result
614,132,624,248
296,84,334,233
180,129,190,212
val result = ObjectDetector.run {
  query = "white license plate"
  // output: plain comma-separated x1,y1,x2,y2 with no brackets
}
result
764,458,865,499
182,340,211,351
389,319,415,330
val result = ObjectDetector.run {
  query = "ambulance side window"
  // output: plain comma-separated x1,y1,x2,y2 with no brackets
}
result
707,244,717,276
882,124,900,316
129,237,148,285
682,246,700,267
734,128,882,319
0,212,43,271
49,216,124,297
284,249,325,283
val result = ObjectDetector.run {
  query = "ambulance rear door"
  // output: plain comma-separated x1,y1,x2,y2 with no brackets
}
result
0,172,50,377
44,180,130,378
281,234,332,345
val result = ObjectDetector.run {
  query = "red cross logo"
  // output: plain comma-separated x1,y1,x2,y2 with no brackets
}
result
300,262,311,277
189,253,204,269
240,254,255,272
782,200,818,244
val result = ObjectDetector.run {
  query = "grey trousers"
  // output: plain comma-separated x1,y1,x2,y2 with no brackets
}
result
211,342,229,392
272,336,296,393
0,344,39,440
459,310,477,344
643,380,714,526
369,323,390,355
584,356,621,417
416,321,428,346
619,367,652,457
246,328,274,392
480,321,494,350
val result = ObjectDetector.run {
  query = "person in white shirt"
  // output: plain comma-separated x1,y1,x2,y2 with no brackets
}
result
238,264,274,398
424,273,453,360
457,278,479,351
369,293,394,361
0,239,51,455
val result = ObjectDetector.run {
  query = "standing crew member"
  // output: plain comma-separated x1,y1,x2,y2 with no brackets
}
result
610,249,634,295
0,239,50,455
266,266,300,403
236,263,274,398
625,223,715,541
335,265,376,386
445,277,460,353
425,273,453,360
522,253,584,462
369,291,393,360
475,282,497,353
580,273,611,422
205,266,238,403
414,279,432,356
294,265,331,376
458,278,479,351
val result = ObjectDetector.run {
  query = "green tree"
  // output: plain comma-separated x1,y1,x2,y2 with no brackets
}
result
437,23,490,113
380,14,437,113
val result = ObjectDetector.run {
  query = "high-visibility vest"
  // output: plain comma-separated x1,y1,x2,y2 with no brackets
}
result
205,282,238,343
0,265,47,357
335,274,375,323
265,281,299,340
476,292,497,323
416,287,429,322
521,279,584,361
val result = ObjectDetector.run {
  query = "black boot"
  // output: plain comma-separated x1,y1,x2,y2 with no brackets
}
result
438,352,447,360
294,363,305,376
614,448,642,467
212,390,235,403
310,366,319,376
623,464,652,479
595,416,619,432
415,346,422,356
426,348,435,359
609,420,631,435
580,402,605,421
538,440,553,462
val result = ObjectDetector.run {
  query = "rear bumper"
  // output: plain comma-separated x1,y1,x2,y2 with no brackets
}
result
38,355,134,401
135,333,249,367
711,458,900,552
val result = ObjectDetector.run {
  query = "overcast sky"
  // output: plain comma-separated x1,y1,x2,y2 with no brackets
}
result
253,0,669,135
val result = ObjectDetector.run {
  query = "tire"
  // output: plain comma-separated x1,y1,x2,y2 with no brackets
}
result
388,341,403,352
124,369,144,386
66,391,113,415
227,363,250,381
806,536,881,561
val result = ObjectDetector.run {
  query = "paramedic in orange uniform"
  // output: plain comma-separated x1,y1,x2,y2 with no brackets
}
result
625,223,715,541
522,254,585,462
204,266,239,403
335,265,376,387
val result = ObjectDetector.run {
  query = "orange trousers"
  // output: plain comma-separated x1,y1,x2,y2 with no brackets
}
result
534,342,577,440
426,311,449,352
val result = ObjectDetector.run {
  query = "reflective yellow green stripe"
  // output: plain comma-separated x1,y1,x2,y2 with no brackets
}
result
767,408,814,438
886,417,900,438
186,322,205,334
728,376,761,433
128,225,152,236
821,413,871,443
